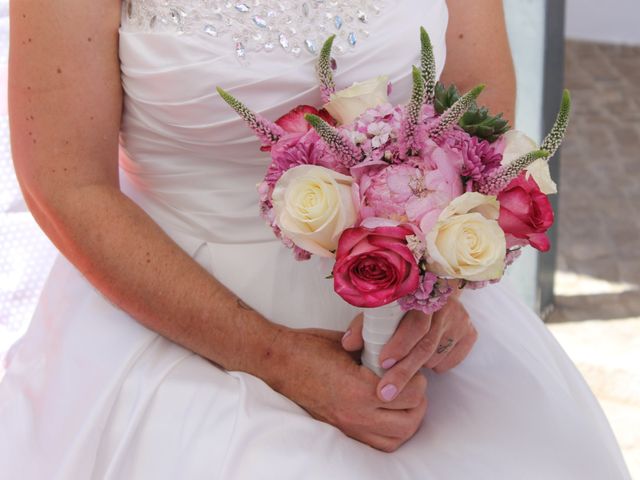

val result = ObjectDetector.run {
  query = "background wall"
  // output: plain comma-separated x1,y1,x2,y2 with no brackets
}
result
502,0,547,310
566,0,640,45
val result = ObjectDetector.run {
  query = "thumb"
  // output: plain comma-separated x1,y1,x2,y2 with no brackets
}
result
342,313,364,352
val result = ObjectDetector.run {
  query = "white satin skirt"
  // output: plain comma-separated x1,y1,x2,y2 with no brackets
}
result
0,232,631,479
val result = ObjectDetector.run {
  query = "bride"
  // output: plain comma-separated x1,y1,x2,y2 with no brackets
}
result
1,0,631,478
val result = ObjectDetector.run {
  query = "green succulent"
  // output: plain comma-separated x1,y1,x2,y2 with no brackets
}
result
433,82,511,143
460,107,510,143
434,82,461,114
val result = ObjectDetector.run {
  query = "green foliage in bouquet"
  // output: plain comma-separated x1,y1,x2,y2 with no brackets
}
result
434,82,510,142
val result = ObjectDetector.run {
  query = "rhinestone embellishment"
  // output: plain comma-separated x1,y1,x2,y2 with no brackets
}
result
122,0,386,60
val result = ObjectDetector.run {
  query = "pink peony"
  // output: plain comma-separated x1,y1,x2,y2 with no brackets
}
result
333,226,420,308
356,145,464,236
358,163,421,221
498,174,554,251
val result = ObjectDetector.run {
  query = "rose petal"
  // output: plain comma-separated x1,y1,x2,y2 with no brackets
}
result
499,187,532,218
499,207,533,237
528,232,551,252
275,105,321,134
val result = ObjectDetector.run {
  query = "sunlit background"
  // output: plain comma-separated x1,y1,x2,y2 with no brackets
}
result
1,0,638,475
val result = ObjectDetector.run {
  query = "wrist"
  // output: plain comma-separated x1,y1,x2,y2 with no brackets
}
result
238,316,297,391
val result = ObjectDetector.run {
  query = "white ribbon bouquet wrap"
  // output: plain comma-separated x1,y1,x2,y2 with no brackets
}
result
361,303,405,377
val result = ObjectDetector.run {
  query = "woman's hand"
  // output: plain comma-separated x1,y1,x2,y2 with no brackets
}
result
269,328,428,453
342,294,477,403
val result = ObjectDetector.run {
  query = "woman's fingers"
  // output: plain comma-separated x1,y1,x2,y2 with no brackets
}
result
378,310,432,370
376,334,440,403
368,396,428,443
342,313,364,352
379,371,428,410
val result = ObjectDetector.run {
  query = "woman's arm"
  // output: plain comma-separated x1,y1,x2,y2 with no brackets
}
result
10,0,427,452
10,0,281,379
442,0,517,125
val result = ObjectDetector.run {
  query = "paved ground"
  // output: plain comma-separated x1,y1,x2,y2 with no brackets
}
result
548,40,640,478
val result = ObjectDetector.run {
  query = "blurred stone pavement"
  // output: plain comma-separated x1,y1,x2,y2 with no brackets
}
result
547,40,640,478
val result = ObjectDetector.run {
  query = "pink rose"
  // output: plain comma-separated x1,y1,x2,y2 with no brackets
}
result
275,105,336,135
498,174,554,251
333,226,420,308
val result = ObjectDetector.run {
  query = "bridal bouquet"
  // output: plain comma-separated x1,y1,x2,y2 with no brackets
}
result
218,28,571,375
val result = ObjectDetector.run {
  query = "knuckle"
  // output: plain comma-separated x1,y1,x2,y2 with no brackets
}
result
415,336,435,357
417,311,431,329
396,366,415,386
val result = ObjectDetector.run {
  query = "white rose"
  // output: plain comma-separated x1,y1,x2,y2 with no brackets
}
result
272,165,357,257
501,130,557,194
323,76,389,125
426,192,506,281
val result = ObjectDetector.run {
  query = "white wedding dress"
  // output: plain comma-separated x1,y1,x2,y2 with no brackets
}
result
0,1,631,478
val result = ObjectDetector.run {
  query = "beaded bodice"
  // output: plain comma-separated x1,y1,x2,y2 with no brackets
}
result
117,0,449,246
121,0,387,60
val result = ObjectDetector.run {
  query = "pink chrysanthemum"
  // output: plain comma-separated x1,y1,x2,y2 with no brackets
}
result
264,130,343,187
437,127,502,183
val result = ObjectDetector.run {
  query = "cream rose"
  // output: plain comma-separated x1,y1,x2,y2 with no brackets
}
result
272,165,357,257
426,192,506,281
501,130,557,194
323,76,389,125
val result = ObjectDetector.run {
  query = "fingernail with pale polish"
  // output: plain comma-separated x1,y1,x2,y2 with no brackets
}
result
381,358,397,369
342,329,351,343
380,384,398,402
